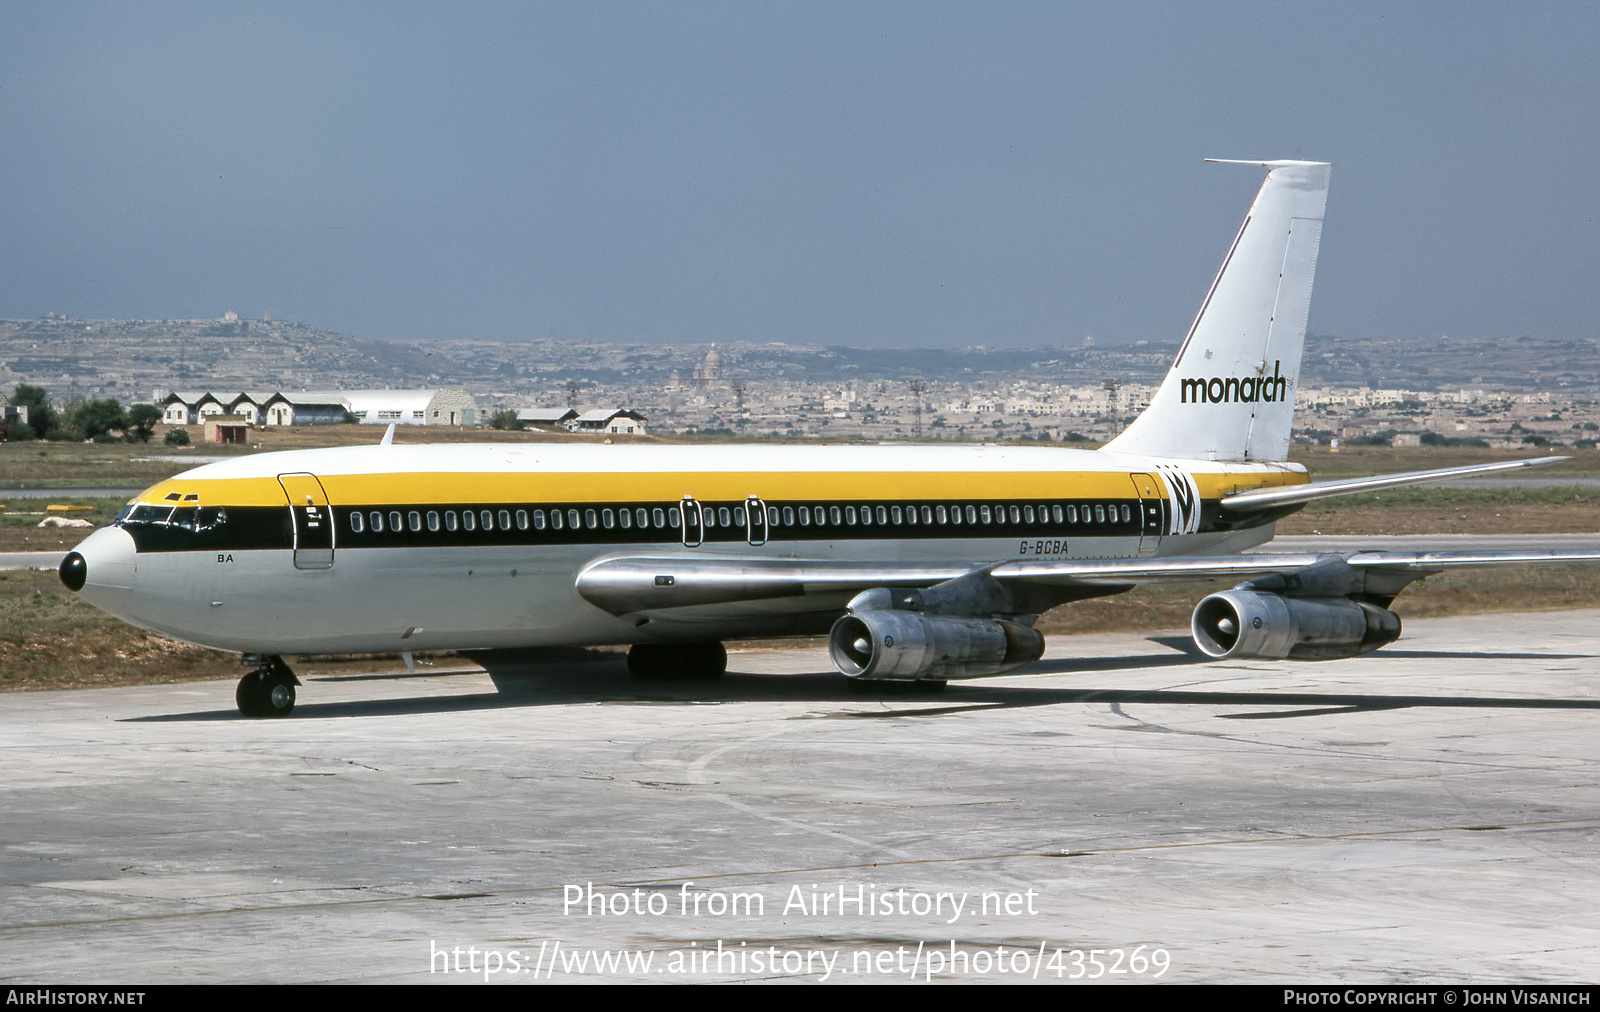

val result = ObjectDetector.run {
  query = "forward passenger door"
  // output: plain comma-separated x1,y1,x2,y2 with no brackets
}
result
278,472,335,569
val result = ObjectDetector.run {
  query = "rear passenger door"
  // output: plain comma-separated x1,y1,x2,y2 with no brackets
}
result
1130,473,1162,555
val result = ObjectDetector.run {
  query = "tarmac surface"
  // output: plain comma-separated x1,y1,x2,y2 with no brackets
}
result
2,609,1598,984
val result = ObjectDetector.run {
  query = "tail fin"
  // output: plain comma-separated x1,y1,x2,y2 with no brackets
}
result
1104,159,1331,462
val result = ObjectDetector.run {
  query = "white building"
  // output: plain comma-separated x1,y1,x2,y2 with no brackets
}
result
159,388,480,426
572,409,648,435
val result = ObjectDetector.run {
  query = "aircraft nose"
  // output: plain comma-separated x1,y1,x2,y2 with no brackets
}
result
61,525,138,615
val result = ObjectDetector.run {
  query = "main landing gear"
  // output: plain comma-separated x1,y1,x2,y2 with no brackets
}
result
627,641,727,681
237,655,299,717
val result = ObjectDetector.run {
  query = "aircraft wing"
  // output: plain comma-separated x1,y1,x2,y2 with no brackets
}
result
574,547,1600,616
998,547,1600,584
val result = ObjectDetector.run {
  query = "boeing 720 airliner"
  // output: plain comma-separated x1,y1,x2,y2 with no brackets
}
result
59,160,1598,716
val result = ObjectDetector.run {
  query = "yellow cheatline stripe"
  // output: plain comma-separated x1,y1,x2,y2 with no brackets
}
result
138,467,1305,508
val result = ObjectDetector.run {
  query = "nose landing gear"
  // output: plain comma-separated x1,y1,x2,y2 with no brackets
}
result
236,656,299,717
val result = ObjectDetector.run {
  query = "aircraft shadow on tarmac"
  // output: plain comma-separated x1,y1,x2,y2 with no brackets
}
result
125,637,1600,723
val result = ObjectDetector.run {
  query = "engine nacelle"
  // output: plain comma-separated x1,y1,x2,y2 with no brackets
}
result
828,610,1045,681
1191,590,1401,661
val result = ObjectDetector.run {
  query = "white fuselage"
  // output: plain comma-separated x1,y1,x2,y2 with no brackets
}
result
68,441,1303,655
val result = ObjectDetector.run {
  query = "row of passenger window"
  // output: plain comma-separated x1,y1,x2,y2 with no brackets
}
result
764,502,1134,528
345,501,1137,536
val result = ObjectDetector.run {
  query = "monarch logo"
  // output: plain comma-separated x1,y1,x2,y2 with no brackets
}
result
1157,467,1201,536
1181,360,1289,404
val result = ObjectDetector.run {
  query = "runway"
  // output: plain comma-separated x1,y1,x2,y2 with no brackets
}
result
0,551,70,572
2,609,1598,983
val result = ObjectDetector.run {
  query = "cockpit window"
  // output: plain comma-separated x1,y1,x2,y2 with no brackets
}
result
117,502,225,531
128,504,174,524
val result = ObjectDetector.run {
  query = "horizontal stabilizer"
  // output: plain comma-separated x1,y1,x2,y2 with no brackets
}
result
1219,456,1569,510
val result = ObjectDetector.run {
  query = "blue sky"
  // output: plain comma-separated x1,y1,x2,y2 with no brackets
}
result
2,2,1596,347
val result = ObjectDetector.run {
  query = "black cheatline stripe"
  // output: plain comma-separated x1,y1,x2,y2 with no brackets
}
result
115,497,1234,553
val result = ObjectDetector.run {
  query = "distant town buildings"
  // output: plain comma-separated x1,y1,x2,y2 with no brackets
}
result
2,317,1595,449
693,344,723,386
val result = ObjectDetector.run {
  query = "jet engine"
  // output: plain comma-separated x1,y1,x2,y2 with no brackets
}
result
828,609,1045,681
1191,590,1401,661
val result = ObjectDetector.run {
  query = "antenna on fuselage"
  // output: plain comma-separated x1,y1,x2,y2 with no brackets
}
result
380,423,396,447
